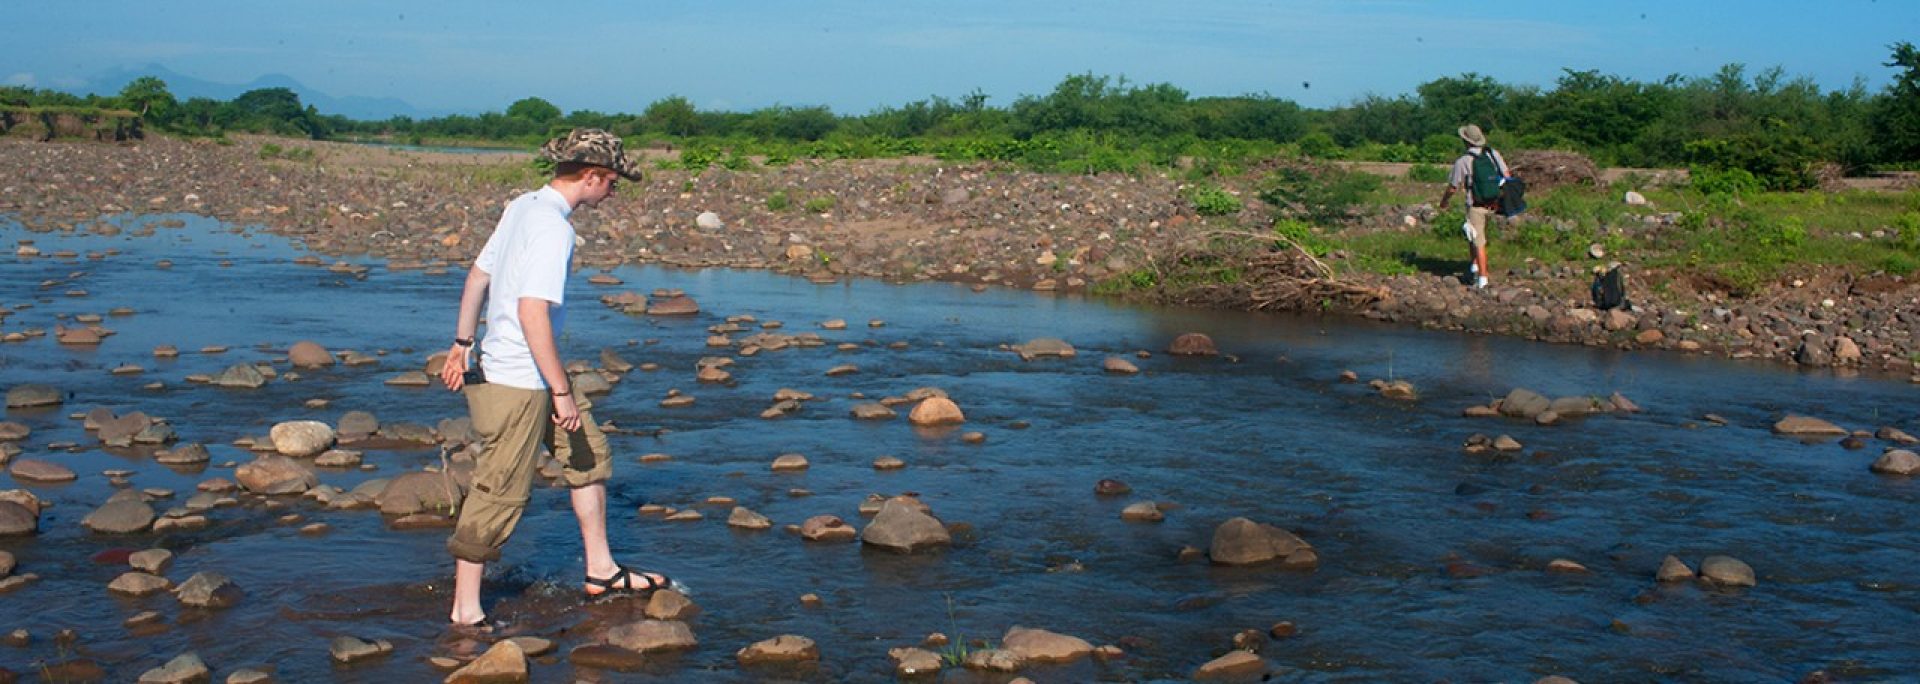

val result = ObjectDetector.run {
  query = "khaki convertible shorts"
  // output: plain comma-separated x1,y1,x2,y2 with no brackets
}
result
446,383,613,563
1464,206,1493,248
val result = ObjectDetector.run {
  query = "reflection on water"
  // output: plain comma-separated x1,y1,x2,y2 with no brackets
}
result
1,214,1916,682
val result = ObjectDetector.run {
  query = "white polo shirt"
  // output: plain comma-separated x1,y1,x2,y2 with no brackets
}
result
473,185,573,390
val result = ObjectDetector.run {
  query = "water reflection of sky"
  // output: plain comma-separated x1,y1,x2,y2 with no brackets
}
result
2,213,1916,682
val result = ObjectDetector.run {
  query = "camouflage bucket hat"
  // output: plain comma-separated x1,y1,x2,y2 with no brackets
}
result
541,128,644,181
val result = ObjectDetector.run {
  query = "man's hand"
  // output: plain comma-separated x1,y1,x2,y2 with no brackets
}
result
440,344,469,391
552,393,582,432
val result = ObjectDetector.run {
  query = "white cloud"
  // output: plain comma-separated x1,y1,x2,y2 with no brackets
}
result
4,72,33,87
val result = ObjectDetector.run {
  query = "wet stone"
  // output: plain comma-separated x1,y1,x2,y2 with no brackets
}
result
328,635,393,664
109,571,172,596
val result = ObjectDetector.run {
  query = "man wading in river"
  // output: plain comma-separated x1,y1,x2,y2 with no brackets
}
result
1438,123,1511,289
437,128,676,630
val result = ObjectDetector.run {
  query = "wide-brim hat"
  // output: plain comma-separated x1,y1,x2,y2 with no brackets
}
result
541,128,644,181
1458,124,1487,147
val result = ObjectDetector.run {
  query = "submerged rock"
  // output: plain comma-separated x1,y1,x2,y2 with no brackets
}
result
1168,332,1219,356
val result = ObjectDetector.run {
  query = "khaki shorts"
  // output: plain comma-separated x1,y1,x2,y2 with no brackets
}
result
446,383,613,563
1465,206,1493,248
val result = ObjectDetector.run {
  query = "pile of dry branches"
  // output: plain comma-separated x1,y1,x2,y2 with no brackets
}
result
1137,230,1389,312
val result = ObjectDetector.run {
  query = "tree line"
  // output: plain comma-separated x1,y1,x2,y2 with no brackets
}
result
7,43,1920,189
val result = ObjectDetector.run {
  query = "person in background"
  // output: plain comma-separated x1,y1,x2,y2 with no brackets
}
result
437,128,675,630
1439,123,1511,289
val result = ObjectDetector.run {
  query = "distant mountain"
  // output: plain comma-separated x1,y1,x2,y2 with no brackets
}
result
70,64,436,121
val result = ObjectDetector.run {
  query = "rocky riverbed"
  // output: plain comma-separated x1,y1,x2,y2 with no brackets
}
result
3,136,1914,378
0,204,1916,681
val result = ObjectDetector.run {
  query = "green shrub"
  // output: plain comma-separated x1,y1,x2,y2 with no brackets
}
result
1895,211,1920,252
719,151,755,170
676,147,718,170
1407,163,1449,183
1296,131,1339,159
803,196,836,213
1182,183,1241,216
766,190,791,211
1690,166,1762,197
1258,164,1383,224
257,143,282,159
1272,219,1335,256
1091,268,1159,295
1740,215,1808,249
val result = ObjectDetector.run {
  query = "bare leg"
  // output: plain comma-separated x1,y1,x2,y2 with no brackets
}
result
1474,244,1490,282
450,558,486,624
572,483,618,579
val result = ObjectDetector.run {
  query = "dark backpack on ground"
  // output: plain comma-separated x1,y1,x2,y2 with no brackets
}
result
1470,148,1504,205
1591,266,1629,310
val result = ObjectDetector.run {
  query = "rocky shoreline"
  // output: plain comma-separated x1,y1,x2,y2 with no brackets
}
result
2,136,1915,379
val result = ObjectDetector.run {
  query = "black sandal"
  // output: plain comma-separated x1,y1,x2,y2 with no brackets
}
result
448,618,501,636
583,564,671,598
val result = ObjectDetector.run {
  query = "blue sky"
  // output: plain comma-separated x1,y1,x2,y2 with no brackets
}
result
4,0,1917,116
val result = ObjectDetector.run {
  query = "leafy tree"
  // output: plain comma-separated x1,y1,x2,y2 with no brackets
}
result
506,96,561,123
1873,41,1920,163
117,76,177,122
643,95,700,136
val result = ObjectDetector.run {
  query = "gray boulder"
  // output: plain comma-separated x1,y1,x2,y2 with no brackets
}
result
1699,555,1756,587
1012,338,1076,361
4,384,62,408
1209,517,1318,569
234,455,317,494
136,652,209,684
375,471,465,516
1871,449,1920,475
0,501,36,536
1773,415,1847,436
174,571,243,608
337,410,379,441
270,420,335,457
83,496,156,534
211,364,267,389
860,498,951,552
1499,388,1551,419
605,619,697,653
156,443,211,466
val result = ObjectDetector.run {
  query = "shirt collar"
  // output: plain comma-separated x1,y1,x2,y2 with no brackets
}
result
533,185,573,218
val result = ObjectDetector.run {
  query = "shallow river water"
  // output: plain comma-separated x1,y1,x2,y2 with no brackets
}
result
1,214,1916,682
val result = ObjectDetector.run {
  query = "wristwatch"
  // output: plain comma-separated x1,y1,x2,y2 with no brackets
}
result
454,337,475,348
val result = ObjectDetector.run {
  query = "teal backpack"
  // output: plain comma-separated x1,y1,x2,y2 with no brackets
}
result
1470,148,1504,204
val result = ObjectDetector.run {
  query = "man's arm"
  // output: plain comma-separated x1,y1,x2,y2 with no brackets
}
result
518,296,580,432
440,265,491,391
